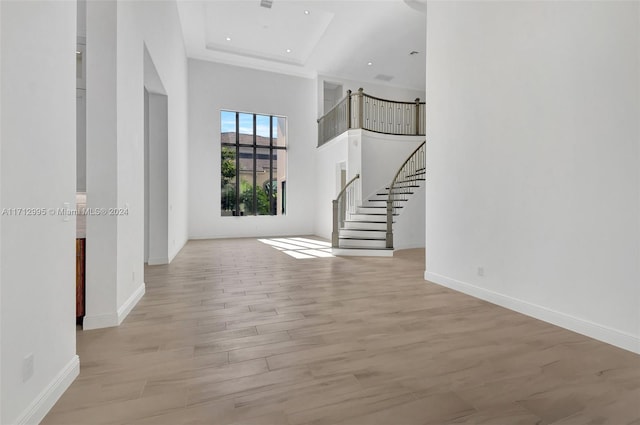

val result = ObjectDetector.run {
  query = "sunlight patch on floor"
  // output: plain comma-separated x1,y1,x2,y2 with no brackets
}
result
258,237,334,259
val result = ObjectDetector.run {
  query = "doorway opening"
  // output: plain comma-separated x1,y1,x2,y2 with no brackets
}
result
323,81,344,115
143,46,169,265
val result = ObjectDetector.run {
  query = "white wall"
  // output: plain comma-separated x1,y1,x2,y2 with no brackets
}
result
76,0,86,192
323,82,344,115
85,0,119,329
0,2,3,421
394,183,425,251
317,74,425,120
1,1,79,423
188,60,318,239
314,132,349,240
116,0,189,303
146,92,169,265
360,132,423,201
425,1,640,353
76,90,86,191
84,0,189,329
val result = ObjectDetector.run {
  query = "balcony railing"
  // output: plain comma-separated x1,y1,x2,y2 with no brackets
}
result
317,88,425,147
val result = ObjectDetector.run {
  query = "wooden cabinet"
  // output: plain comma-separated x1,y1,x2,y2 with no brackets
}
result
76,238,85,319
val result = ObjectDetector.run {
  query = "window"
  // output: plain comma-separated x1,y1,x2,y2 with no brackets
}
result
221,111,287,216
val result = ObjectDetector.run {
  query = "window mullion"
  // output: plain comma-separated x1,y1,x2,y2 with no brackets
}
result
235,112,240,216
269,116,274,216
253,114,257,216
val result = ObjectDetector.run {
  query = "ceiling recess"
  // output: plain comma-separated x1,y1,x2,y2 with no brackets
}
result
176,1,426,90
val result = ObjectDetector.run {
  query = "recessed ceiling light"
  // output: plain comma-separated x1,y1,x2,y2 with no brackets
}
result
286,49,292,53
225,37,232,41
304,10,310,15
367,62,373,66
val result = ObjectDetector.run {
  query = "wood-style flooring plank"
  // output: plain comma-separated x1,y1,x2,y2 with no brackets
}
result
42,237,640,425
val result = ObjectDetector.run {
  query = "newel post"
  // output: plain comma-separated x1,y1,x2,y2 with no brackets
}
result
386,199,393,249
332,199,339,248
346,89,352,129
357,87,364,129
415,97,421,135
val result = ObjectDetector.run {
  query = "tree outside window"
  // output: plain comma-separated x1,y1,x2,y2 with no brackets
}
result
220,111,287,216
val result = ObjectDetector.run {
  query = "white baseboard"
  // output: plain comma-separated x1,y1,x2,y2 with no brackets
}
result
168,238,187,263
14,355,79,425
394,242,426,251
332,248,394,257
147,237,187,265
117,282,145,325
425,271,640,354
82,312,118,330
147,257,169,265
83,282,145,330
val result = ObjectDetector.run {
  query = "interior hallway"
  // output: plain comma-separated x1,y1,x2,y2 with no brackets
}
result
43,238,640,424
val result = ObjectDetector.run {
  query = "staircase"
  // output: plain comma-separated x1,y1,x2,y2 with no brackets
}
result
332,141,426,256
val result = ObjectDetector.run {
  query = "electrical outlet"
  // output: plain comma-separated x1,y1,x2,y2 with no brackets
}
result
477,267,484,277
23,353,34,382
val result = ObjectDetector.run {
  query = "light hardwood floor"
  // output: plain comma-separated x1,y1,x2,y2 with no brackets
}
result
43,237,640,425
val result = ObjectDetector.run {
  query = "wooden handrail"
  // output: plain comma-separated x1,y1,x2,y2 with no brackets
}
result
332,173,360,248
385,141,426,248
335,173,360,201
317,88,426,147
386,142,426,204
361,92,424,106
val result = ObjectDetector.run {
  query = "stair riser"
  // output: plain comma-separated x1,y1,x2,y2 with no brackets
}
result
363,200,405,208
343,222,387,230
349,214,388,222
356,207,387,214
332,248,393,257
395,178,426,184
339,239,388,249
339,230,386,239
364,199,409,206
362,200,388,207
376,191,414,197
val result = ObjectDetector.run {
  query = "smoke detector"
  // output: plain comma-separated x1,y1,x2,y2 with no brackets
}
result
374,74,394,82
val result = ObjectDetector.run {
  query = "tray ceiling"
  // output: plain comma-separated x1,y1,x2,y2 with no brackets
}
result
177,0,426,90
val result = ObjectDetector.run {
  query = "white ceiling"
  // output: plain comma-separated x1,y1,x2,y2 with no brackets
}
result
177,0,426,91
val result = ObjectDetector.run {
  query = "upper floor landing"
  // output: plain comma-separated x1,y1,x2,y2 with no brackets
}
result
317,88,425,147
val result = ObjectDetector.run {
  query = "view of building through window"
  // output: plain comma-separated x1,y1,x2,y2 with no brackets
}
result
220,111,287,216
